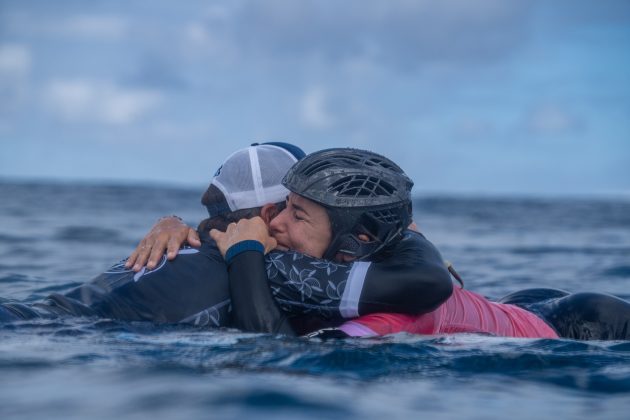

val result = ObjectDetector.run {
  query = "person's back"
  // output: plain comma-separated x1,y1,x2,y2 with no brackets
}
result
338,286,559,338
0,143,303,325
0,233,230,326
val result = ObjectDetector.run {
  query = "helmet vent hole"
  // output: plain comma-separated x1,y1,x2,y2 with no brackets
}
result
369,209,399,224
329,175,396,197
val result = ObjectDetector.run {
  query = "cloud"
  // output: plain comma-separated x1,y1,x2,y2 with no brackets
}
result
299,86,335,129
0,44,31,74
219,0,534,69
0,44,31,113
124,56,188,90
5,12,129,40
43,80,163,125
525,104,585,136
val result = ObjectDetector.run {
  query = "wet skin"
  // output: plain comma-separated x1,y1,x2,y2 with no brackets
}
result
269,193,332,259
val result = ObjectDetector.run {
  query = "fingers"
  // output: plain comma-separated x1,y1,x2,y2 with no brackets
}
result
146,244,167,270
263,236,278,254
187,228,201,247
127,216,196,271
209,228,228,257
125,248,139,269
166,236,181,260
210,220,275,258
126,239,150,271
209,228,222,243
132,243,153,272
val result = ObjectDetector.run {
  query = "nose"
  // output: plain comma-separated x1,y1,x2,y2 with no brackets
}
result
269,207,288,234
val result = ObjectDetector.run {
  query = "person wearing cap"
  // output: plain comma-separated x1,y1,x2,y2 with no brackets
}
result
1,143,452,327
0,143,303,324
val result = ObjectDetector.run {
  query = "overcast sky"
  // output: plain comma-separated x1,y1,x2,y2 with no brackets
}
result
1,0,629,196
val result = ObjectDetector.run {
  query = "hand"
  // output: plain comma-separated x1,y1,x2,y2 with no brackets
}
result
210,217,277,258
125,216,201,272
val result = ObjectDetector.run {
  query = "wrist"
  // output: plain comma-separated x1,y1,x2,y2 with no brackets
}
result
225,240,264,264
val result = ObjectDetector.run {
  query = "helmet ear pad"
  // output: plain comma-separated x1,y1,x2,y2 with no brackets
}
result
323,205,411,261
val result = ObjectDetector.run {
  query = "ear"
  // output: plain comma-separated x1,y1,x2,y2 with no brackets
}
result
260,203,281,226
357,234,370,242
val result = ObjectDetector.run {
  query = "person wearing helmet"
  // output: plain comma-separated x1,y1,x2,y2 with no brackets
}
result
212,148,630,340
211,148,454,335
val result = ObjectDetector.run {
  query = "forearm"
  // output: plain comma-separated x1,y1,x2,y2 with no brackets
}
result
359,259,452,315
358,232,452,315
227,246,295,335
265,232,453,319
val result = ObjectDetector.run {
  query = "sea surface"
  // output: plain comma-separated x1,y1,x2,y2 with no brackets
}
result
1,180,629,420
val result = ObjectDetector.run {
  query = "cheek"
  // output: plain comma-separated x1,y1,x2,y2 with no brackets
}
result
305,227,332,258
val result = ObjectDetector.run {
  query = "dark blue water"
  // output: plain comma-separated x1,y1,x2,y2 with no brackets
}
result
1,180,629,419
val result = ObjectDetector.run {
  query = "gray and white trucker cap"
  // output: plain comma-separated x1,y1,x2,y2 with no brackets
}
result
203,142,305,218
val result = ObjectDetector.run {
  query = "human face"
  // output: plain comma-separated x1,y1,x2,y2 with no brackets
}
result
269,193,332,258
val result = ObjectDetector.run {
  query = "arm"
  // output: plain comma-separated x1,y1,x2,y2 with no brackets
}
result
266,231,453,320
226,247,295,335
214,219,451,333
211,218,295,335
125,216,201,272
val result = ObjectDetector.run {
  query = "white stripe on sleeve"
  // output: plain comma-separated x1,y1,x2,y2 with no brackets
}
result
339,261,371,318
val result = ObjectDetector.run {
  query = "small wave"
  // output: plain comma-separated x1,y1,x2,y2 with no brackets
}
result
0,233,32,243
0,273,42,284
509,246,630,256
210,388,352,414
602,265,630,278
54,226,125,243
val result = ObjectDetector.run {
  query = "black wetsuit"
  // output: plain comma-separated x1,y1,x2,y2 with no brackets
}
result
226,233,630,340
0,239,231,326
0,231,452,328
226,231,453,335
498,288,630,340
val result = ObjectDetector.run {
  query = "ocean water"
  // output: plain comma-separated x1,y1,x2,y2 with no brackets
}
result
1,180,629,420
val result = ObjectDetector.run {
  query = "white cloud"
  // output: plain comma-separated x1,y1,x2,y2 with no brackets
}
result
228,0,533,69
43,80,163,125
526,104,584,136
299,87,334,129
6,13,128,40
0,44,31,74
0,44,31,113
185,22,211,45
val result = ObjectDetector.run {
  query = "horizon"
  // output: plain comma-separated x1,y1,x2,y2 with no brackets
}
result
2,174,629,202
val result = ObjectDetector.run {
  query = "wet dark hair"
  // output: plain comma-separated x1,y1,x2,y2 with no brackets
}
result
197,184,284,232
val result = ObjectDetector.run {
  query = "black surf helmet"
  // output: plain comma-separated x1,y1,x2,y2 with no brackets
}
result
282,148,414,260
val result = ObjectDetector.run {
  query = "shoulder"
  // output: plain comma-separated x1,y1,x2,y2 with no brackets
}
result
375,230,442,263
